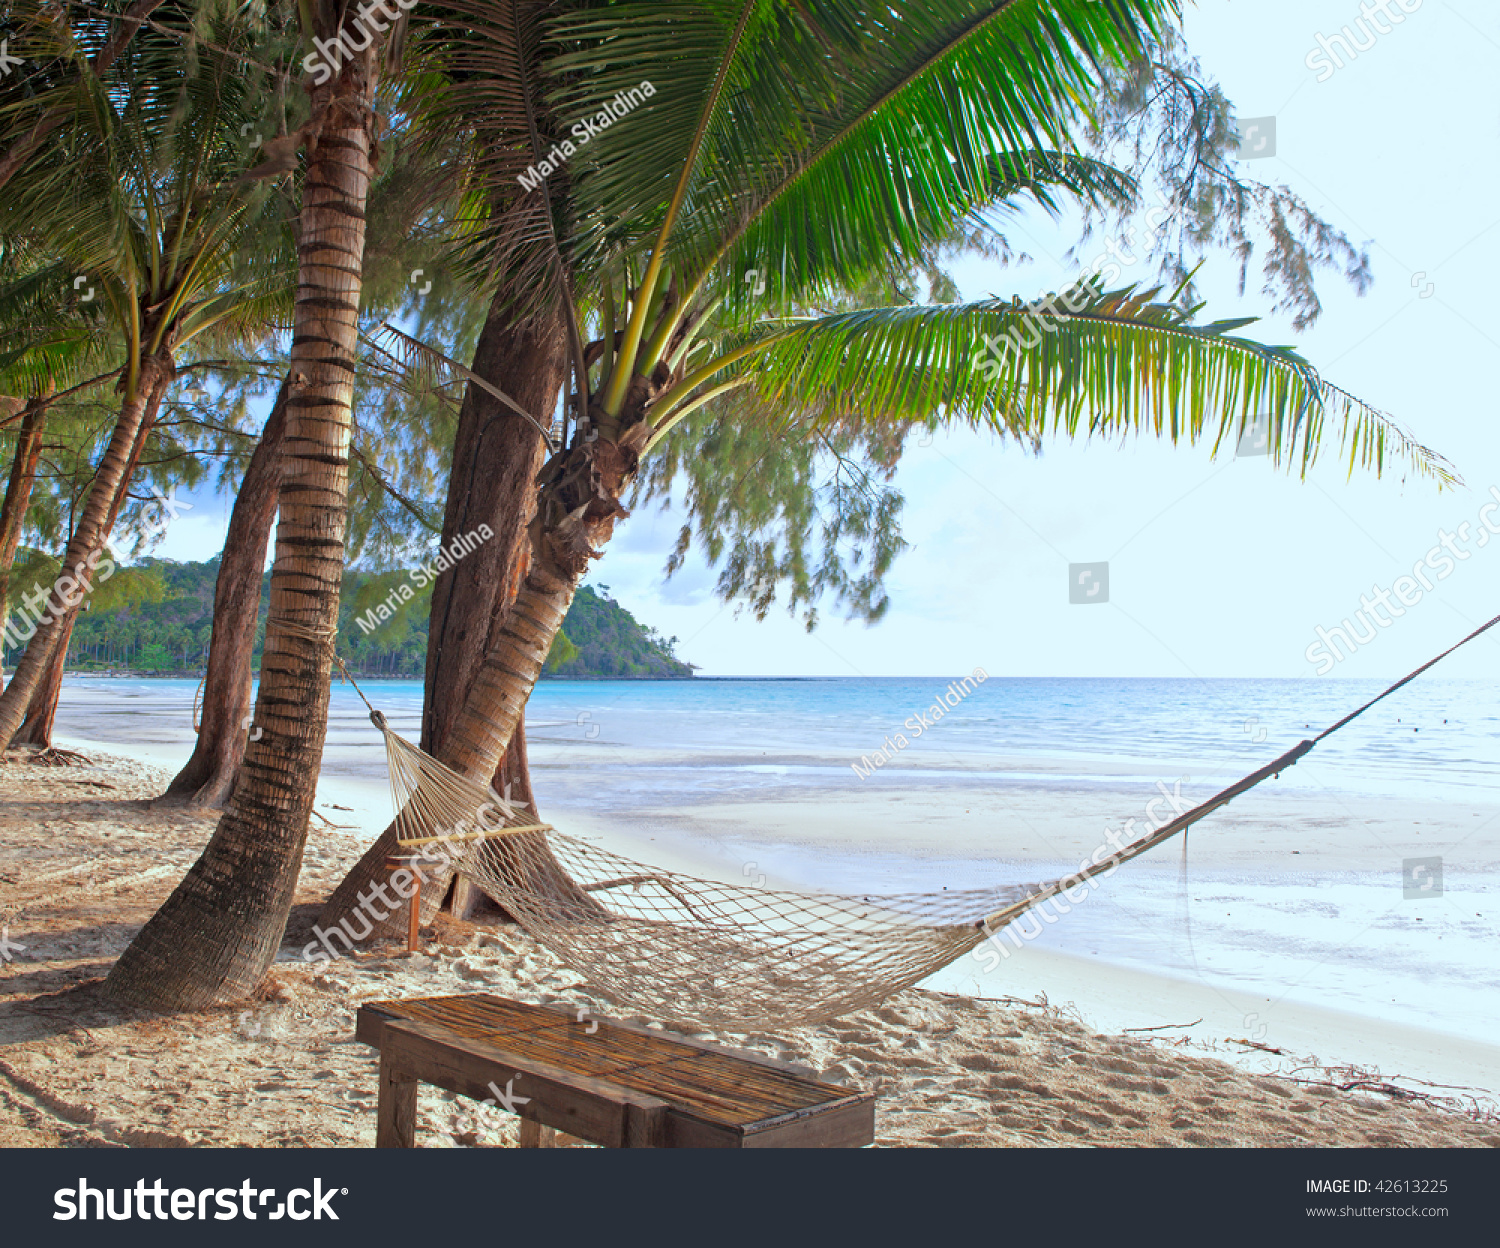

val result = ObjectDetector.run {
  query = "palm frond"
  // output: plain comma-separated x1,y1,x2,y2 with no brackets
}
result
547,0,1171,308
361,321,557,449
655,278,1455,486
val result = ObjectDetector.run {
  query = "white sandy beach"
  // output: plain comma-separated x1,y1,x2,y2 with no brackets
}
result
44,688,1500,1110
2,747,1497,1148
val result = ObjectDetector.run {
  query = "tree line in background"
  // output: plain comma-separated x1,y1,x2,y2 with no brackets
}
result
10,555,692,678
0,0,1449,1011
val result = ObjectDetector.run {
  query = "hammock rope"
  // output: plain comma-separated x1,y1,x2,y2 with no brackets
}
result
337,614,1500,1032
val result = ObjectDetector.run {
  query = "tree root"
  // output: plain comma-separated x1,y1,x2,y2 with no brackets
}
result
2,745,93,766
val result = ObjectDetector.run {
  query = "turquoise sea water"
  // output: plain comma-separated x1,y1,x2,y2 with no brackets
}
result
59,672,1500,802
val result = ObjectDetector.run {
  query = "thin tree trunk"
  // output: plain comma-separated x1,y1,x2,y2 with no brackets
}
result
0,359,172,749
158,377,288,807
15,387,163,750
319,299,568,935
439,559,580,776
14,621,69,747
0,397,48,692
104,48,378,1011
0,398,49,606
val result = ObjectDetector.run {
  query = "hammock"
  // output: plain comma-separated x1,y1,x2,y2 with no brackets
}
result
349,612,1500,1033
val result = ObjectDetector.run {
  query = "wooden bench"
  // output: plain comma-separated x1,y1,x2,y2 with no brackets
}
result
356,993,875,1148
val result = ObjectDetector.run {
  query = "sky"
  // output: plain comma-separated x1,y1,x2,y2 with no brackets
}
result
153,0,1500,680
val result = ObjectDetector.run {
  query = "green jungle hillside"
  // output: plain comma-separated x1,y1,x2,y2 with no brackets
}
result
3,555,694,679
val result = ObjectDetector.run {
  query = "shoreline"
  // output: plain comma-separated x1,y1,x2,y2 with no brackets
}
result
45,727,1500,1107
2,748,1496,1147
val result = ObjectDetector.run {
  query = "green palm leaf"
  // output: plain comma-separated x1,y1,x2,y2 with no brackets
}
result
547,0,1169,313
654,278,1455,485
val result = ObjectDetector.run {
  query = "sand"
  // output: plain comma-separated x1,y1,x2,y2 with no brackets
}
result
1,749,1496,1148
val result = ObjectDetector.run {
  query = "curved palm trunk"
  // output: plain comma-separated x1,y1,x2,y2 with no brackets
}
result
0,397,49,691
0,358,171,749
159,377,288,807
319,300,571,935
15,392,161,750
104,54,377,1011
14,622,70,747
441,562,577,770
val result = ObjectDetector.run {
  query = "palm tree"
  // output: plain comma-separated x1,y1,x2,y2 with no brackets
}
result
319,0,1449,933
104,1,397,1008
0,396,53,688
116,0,1448,1006
0,0,167,193
410,0,1450,833
0,232,144,692
321,0,1136,928
161,121,492,808
0,6,290,748
158,376,289,805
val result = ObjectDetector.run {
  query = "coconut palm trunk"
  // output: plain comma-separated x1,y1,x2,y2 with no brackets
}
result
104,49,379,1010
319,299,575,934
159,376,288,806
0,396,49,689
14,626,70,747
414,422,642,799
0,355,172,749
15,382,165,750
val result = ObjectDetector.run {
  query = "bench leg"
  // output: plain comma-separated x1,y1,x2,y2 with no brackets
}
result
518,1119,555,1148
376,1053,418,1148
449,872,481,921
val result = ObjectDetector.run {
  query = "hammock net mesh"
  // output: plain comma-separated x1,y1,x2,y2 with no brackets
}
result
350,609,1495,1032
379,715,1024,1031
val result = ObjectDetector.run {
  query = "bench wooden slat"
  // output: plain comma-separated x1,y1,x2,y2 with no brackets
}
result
358,995,567,1045
358,995,875,1148
366,993,820,1079
379,1019,670,1148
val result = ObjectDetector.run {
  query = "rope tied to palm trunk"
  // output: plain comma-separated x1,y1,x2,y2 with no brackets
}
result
353,613,1500,1032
